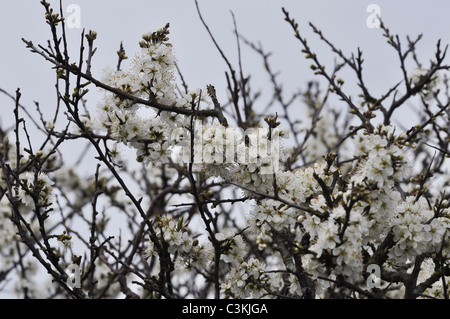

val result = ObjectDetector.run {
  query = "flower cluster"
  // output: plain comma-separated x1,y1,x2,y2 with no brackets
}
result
351,127,411,188
417,258,450,299
409,67,441,100
95,28,209,165
221,258,283,298
145,215,211,271
390,196,449,263
249,161,336,247
17,172,54,211
0,198,19,268
227,127,288,192
95,27,288,192
241,124,450,292
215,229,247,266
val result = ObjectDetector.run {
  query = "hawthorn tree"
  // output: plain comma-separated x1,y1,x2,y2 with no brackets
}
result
0,1,449,299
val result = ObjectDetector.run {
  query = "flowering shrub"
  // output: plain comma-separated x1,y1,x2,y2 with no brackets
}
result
0,1,449,299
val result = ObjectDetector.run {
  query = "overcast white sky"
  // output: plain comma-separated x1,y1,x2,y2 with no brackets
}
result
1,0,450,163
